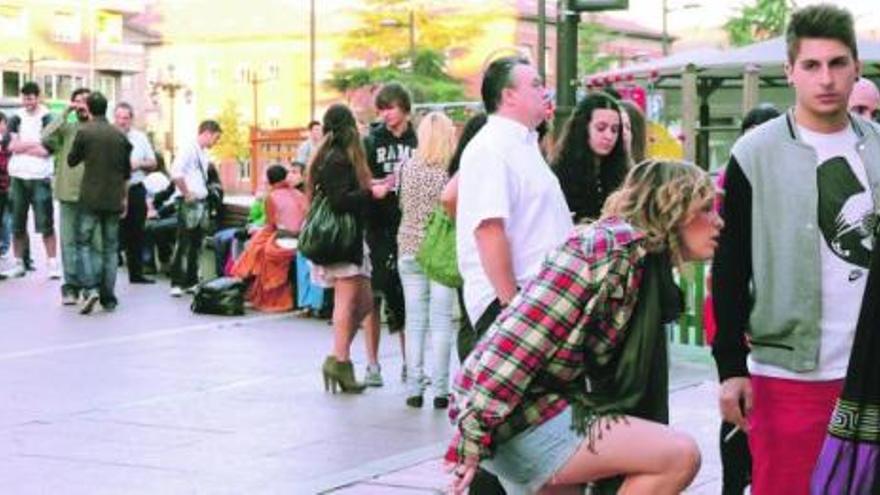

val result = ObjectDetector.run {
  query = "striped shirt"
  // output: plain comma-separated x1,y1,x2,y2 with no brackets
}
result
446,217,648,463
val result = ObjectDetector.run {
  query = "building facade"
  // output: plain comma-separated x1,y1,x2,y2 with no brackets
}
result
0,0,151,122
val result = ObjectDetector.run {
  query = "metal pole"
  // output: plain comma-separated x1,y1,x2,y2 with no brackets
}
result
409,8,416,69
251,73,259,130
662,0,669,56
309,0,316,120
538,0,546,81
554,0,578,132
28,48,34,81
89,0,96,87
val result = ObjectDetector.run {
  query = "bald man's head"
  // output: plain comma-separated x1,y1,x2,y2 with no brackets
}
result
849,78,880,121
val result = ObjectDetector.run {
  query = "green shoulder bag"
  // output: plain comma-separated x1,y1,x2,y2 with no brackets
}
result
415,207,462,288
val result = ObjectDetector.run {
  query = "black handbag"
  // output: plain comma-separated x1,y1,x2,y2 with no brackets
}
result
190,277,245,316
298,193,359,265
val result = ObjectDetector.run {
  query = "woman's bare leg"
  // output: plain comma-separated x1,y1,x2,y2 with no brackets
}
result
542,416,700,495
332,276,373,361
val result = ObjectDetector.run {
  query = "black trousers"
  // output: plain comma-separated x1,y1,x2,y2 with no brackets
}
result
121,183,148,280
720,421,751,494
461,298,507,495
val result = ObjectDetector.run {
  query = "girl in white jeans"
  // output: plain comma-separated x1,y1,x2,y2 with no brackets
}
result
396,112,457,408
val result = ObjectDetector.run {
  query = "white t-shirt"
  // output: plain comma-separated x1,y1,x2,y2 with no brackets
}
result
456,115,573,322
750,124,875,380
171,141,210,200
126,129,156,185
8,108,53,180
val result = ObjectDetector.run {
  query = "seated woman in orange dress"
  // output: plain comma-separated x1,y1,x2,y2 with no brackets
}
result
232,164,308,312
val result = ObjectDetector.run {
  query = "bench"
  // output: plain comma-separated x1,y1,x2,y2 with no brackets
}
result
199,197,255,279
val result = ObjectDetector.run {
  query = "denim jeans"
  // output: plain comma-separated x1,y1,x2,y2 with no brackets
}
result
10,177,54,235
0,205,10,254
398,255,455,397
59,201,84,296
77,209,120,302
212,227,238,277
171,222,204,289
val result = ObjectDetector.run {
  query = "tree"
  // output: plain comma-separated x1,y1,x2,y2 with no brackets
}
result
327,0,494,103
578,21,616,77
214,100,250,164
340,0,492,65
326,48,465,104
724,0,794,47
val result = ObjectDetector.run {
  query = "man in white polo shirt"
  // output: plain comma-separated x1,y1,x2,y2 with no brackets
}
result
114,102,157,284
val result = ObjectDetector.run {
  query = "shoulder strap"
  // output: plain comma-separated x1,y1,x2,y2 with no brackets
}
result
194,145,209,189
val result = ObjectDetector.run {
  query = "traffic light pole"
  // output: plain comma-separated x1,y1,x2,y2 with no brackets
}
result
553,0,629,134
554,2,580,134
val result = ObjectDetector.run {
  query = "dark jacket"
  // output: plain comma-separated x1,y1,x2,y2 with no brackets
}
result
68,117,132,213
363,122,416,233
554,160,625,224
315,148,370,264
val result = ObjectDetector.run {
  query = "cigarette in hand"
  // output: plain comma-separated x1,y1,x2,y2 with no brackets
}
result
723,425,742,443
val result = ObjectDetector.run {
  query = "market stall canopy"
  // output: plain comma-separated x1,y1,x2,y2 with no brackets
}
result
586,36,880,86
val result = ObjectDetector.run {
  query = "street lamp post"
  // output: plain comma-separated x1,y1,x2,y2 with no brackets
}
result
309,0,316,120
248,70,274,130
662,0,701,56
379,5,416,70
150,65,190,162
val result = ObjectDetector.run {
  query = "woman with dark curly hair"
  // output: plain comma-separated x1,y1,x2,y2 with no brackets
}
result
552,92,629,224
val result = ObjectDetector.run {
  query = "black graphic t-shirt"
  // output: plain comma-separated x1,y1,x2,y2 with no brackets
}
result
769,124,877,380
363,122,417,234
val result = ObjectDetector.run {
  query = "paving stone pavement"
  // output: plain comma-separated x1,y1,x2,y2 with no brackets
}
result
327,347,727,494
0,236,728,494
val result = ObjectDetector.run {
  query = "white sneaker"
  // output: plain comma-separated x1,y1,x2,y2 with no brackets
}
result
1,260,25,278
79,292,100,315
184,285,199,294
170,286,183,297
47,258,61,280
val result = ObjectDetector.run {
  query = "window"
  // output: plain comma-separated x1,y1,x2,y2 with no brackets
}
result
2,71,21,98
207,63,221,88
266,105,281,129
235,64,250,83
0,5,26,38
267,63,280,80
95,10,123,44
43,75,55,99
96,74,118,102
51,10,80,43
57,75,73,101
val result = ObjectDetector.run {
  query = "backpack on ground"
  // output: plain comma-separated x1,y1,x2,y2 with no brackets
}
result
191,277,246,316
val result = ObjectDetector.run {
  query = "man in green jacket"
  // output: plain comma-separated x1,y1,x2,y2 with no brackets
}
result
42,87,91,305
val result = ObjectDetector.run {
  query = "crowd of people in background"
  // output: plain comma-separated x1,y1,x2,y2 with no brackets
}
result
2,3,880,494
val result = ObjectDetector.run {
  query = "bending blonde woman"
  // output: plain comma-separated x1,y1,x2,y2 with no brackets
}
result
447,160,723,494
397,111,458,409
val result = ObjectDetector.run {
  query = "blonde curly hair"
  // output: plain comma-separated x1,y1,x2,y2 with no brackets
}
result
601,159,717,266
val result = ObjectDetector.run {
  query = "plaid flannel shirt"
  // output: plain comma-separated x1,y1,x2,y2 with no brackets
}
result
446,217,647,464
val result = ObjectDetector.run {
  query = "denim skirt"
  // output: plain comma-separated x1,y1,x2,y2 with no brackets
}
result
483,407,585,495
